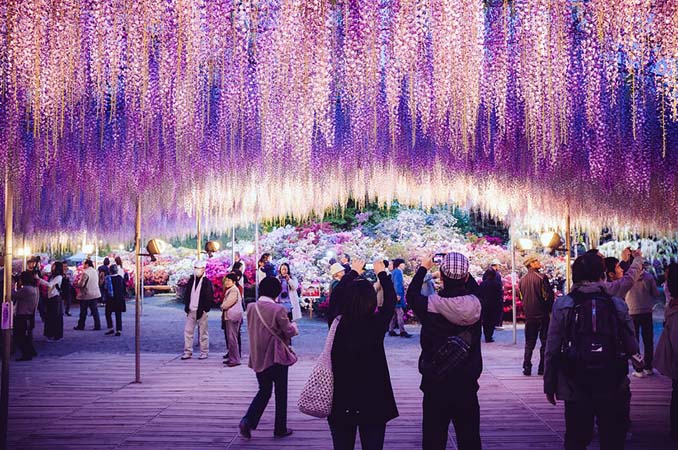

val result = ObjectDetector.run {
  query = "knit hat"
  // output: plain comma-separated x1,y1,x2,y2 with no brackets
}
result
330,262,346,276
523,254,540,268
440,252,469,280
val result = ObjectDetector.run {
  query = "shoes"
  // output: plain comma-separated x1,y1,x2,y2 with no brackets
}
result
523,368,531,376
537,369,544,376
180,353,192,360
16,356,32,361
274,429,293,438
643,369,654,376
198,353,208,360
388,331,397,337
632,371,645,378
224,361,241,367
93,327,101,331
239,418,252,439
105,329,115,335
494,326,505,331
65,312,72,316
400,332,412,338
485,338,495,343
223,353,229,359
115,331,121,336
73,326,84,331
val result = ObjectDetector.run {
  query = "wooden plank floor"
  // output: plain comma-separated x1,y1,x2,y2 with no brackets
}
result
6,345,674,450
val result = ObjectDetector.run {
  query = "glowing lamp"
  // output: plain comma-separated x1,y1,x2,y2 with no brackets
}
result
82,244,95,254
204,240,221,258
144,239,167,262
540,232,561,249
518,238,534,251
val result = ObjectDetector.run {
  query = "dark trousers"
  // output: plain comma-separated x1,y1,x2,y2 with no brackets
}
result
524,317,549,372
223,320,242,357
63,293,71,314
244,364,289,435
14,315,37,359
105,305,122,331
77,298,102,329
631,313,653,370
564,392,628,450
329,422,386,450
44,296,64,340
672,379,678,439
422,389,481,450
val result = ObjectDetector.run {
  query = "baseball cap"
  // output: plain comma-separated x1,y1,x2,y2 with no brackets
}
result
440,252,469,280
490,259,502,266
330,262,346,276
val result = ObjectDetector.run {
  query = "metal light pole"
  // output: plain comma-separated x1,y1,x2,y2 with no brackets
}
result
196,212,202,261
1,174,14,450
134,198,142,383
231,226,235,264
255,218,260,300
565,213,572,294
510,227,517,345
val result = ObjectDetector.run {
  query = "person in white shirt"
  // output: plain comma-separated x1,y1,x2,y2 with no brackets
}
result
74,259,102,331
37,261,65,341
182,260,214,360
222,273,244,367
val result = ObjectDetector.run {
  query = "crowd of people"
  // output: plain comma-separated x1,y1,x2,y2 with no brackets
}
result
5,242,677,450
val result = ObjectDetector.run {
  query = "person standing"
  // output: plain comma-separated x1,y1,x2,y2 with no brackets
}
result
388,259,412,338
181,260,214,360
115,256,130,290
328,261,359,327
407,253,483,450
38,261,65,341
98,257,111,305
13,271,39,360
654,262,678,441
340,254,352,273
328,259,398,450
479,267,503,343
61,262,74,316
104,264,126,336
74,259,102,331
626,262,660,377
374,259,391,308
277,263,302,322
519,255,554,376
240,276,298,440
222,273,243,367
544,251,640,449
604,250,644,298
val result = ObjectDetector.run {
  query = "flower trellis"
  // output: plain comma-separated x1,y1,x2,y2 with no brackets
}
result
1,0,677,244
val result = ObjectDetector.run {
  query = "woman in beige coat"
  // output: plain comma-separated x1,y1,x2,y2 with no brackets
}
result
655,262,678,441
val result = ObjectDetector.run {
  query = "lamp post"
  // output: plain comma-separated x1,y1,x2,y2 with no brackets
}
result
510,228,517,345
134,198,141,383
1,173,14,450
565,213,572,294
196,212,202,261
255,218,260,301
231,226,235,265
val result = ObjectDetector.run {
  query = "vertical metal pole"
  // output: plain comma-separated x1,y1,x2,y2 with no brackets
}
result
510,227,517,345
196,213,202,261
231,226,235,264
1,174,14,450
134,198,142,383
255,218,260,300
21,236,26,271
565,213,572,294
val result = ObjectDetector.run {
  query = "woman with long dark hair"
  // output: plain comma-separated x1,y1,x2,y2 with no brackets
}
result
328,259,398,450
38,261,64,341
655,262,678,441
277,263,302,322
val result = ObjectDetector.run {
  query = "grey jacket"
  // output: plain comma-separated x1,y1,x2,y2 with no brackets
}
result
604,256,643,298
625,270,660,315
543,281,639,401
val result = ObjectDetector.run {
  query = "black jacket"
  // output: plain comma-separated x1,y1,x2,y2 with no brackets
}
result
327,270,360,327
329,271,398,425
183,275,214,320
479,270,504,322
407,267,483,393
519,269,554,320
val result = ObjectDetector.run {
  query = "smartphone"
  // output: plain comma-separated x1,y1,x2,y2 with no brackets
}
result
365,263,374,270
433,253,446,264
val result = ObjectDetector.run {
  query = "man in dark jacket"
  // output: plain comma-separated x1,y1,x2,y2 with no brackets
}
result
479,268,503,343
519,254,554,376
181,260,214,360
407,253,482,450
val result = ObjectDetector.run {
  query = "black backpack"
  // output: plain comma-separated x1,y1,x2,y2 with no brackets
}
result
561,289,627,390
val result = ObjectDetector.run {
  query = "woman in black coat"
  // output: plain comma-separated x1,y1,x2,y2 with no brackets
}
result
478,268,503,343
328,259,398,450
105,264,127,336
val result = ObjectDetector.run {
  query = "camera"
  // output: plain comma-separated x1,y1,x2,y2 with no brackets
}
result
433,253,446,264
364,263,374,270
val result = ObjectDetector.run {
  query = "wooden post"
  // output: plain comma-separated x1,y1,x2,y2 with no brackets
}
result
231,226,235,264
196,213,202,261
255,218,260,301
134,198,142,383
1,174,14,450
565,213,572,294
510,228,517,345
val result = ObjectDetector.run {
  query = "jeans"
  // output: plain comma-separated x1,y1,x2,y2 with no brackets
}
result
243,364,289,435
224,318,242,364
389,308,406,334
564,391,628,450
14,315,37,359
44,296,64,340
77,298,102,329
672,379,678,439
329,422,386,450
105,305,122,331
422,389,481,450
631,313,653,370
523,317,550,372
184,311,209,355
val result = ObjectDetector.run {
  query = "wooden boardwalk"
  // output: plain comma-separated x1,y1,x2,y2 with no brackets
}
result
7,344,674,450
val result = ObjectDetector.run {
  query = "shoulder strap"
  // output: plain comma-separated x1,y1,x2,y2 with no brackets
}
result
320,316,341,358
255,302,294,353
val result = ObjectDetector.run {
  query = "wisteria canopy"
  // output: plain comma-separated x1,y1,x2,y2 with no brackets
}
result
1,0,677,244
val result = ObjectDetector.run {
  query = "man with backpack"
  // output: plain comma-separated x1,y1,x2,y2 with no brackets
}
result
407,253,482,450
544,251,641,449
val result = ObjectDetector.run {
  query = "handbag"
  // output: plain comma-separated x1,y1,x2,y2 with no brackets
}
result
298,316,341,418
418,329,473,383
254,302,298,366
